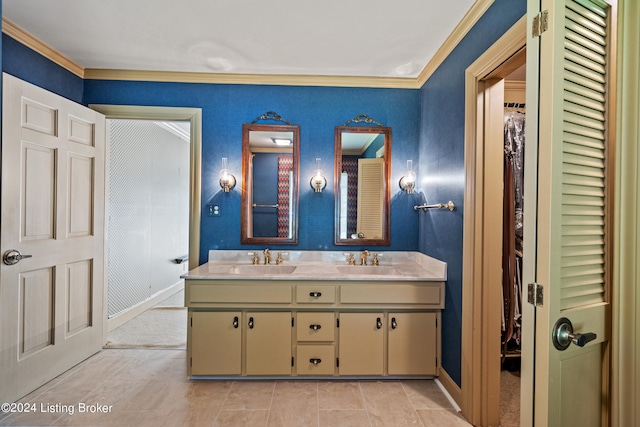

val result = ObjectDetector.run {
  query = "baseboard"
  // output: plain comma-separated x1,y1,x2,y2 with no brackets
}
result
436,368,463,412
107,280,184,332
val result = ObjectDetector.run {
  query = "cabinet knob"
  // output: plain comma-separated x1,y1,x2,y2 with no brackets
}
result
310,358,322,365
309,291,322,298
391,317,397,329
248,317,254,329
233,316,239,328
309,324,322,331
376,317,382,329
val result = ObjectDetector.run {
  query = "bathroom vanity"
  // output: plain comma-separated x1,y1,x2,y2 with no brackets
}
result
183,250,445,378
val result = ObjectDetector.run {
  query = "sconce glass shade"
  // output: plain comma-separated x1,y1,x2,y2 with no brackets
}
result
399,160,416,194
219,157,236,192
310,157,327,193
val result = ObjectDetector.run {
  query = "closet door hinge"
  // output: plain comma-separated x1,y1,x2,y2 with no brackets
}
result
532,10,549,38
527,283,544,307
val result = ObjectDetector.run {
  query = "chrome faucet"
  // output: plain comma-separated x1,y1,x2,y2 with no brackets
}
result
263,248,271,265
360,250,370,266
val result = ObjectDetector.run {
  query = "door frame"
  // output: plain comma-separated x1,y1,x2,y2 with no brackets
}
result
458,16,528,426
612,2,640,425
89,104,202,331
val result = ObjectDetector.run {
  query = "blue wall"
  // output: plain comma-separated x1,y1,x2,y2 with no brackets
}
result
2,34,84,104
82,81,421,262
417,0,527,386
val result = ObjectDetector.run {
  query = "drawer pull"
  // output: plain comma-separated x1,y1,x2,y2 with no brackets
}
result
391,317,397,330
309,292,322,298
309,324,322,331
233,316,239,328
310,358,322,365
376,317,382,329
248,317,254,329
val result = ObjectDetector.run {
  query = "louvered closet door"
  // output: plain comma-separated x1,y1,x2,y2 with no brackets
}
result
524,0,614,425
356,157,384,239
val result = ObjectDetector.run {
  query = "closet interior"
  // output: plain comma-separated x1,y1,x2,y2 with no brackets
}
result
502,99,525,363
499,74,526,427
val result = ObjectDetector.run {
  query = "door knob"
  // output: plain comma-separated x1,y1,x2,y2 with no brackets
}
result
3,249,32,265
552,317,597,351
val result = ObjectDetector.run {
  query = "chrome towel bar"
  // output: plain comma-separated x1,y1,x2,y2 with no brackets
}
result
414,201,455,212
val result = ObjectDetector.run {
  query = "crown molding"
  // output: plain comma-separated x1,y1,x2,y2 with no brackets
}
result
2,18,85,78
3,0,494,89
416,0,495,87
83,68,420,89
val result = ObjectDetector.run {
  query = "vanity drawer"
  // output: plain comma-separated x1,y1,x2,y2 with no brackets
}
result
296,285,336,304
339,283,443,306
189,284,292,304
296,344,335,375
296,312,335,342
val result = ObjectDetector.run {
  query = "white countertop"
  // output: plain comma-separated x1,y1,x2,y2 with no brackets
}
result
182,250,446,282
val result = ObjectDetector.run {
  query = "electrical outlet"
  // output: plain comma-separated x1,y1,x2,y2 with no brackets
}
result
207,205,220,216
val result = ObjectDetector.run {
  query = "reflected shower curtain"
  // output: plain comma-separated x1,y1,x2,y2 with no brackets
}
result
502,110,525,357
277,156,293,238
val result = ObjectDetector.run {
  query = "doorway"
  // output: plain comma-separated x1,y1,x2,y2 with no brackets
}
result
90,105,203,332
106,119,190,323
459,16,528,427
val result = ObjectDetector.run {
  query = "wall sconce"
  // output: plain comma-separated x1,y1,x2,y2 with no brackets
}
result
399,160,416,194
219,157,236,192
310,158,327,193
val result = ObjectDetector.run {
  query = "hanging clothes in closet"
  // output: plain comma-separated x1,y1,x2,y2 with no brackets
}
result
502,104,525,360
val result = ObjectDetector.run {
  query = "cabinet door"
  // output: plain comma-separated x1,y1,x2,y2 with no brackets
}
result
388,312,437,375
246,312,292,375
190,311,241,375
338,312,384,375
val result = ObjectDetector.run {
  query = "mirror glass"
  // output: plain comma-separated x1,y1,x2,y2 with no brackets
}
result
241,123,300,245
334,126,391,245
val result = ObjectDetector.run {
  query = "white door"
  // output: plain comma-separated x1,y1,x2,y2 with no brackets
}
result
0,74,106,402
523,0,614,425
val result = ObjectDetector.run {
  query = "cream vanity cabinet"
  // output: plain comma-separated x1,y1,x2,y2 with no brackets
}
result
337,312,438,376
185,278,444,378
187,281,293,376
189,311,292,376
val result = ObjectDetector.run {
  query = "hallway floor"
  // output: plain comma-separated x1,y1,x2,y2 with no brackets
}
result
0,348,471,426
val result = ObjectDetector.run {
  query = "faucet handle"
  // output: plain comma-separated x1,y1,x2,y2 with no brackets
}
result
372,253,382,266
344,252,356,265
276,252,288,265
249,252,260,265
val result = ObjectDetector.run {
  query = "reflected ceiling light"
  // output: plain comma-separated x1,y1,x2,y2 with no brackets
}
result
272,138,292,146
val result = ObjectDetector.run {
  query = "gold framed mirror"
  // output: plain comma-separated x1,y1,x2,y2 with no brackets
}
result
241,113,300,245
334,119,391,246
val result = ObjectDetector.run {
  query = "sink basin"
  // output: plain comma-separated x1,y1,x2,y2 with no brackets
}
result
335,266,401,276
228,265,297,275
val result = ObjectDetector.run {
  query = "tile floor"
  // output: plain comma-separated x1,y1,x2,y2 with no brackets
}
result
0,348,471,426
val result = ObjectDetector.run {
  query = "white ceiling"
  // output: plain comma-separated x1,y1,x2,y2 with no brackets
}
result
2,0,478,79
